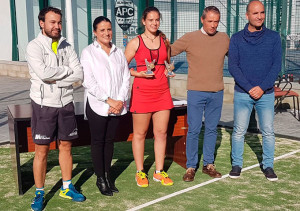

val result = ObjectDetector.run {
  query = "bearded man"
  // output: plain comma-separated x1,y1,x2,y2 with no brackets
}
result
26,7,85,211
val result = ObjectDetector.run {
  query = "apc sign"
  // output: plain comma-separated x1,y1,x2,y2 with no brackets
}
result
115,0,135,31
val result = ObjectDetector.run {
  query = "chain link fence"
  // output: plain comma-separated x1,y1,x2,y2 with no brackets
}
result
13,0,300,77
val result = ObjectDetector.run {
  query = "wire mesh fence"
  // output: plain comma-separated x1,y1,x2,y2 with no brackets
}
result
14,0,300,77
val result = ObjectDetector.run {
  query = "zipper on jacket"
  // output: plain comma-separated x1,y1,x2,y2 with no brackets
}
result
57,47,65,108
52,50,58,95
60,88,63,107
40,84,44,108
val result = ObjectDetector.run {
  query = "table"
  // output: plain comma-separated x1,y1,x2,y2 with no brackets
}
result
8,102,188,195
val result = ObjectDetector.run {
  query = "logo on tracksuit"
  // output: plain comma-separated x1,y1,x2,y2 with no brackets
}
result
35,134,50,140
69,128,78,136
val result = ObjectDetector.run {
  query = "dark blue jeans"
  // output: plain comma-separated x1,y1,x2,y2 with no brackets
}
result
186,90,223,168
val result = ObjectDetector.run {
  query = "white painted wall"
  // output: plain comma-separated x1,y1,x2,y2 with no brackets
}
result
0,0,12,61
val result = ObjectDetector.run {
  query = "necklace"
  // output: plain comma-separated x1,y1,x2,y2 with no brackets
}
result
143,33,157,42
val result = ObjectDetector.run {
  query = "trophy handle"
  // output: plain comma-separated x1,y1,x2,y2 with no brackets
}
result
145,59,149,66
164,60,168,66
152,59,156,64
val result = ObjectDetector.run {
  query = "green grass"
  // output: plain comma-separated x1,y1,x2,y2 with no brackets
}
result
0,128,300,210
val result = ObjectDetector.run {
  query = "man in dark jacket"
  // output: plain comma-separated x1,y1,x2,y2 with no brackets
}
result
228,0,281,181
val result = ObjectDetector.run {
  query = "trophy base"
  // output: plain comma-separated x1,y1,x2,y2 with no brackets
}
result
145,70,154,75
168,71,174,76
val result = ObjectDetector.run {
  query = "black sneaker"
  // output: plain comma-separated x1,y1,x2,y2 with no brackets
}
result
263,167,278,181
229,165,242,179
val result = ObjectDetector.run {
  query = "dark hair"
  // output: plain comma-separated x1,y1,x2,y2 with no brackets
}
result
38,7,62,29
201,6,220,19
141,6,161,22
141,7,170,55
93,16,111,31
38,7,62,22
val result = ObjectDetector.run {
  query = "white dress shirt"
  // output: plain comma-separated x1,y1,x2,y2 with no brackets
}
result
201,27,208,35
81,41,130,117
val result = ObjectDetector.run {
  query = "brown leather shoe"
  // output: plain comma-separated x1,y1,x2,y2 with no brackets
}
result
183,168,196,182
202,164,222,178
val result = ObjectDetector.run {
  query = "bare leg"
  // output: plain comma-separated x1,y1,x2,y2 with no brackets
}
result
33,144,50,188
132,113,152,171
58,140,73,181
152,110,170,171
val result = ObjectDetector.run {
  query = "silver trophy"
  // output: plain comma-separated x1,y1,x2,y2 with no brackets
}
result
145,59,156,74
164,60,175,76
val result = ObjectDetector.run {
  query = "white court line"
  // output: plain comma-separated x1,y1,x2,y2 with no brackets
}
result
127,149,300,211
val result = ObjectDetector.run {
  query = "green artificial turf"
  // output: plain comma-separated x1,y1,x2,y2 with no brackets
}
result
0,128,299,210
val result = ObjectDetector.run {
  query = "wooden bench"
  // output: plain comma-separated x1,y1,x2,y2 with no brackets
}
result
7,102,188,195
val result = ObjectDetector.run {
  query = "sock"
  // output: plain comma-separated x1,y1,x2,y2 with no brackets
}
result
63,180,71,189
35,187,44,194
155,170,163,174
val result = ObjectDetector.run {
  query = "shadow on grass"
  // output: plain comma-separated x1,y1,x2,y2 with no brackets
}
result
225,127,233,165
143,141,155,174
20,147,94,205
225,127,263,167
20,139,158,209
245,134,263,165
44,163,94,207
110,141,135,182
43,142,137,206
20,157,34,194
164,125,225,172
194,127,224,171
20,125,228,197
20,150,64,195
214,129,223,161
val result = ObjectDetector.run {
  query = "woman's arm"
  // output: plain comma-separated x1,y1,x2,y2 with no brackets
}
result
124,37,154,78
81,49,109,101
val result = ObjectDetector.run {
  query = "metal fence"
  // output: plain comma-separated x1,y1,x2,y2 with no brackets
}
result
11,0,300,77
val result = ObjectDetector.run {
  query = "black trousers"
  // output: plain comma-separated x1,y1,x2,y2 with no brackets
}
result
86,100,120,177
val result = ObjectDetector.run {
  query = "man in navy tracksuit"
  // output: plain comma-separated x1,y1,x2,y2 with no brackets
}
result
228,0,281,181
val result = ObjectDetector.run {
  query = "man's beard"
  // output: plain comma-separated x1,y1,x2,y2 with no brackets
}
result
44,29,61,40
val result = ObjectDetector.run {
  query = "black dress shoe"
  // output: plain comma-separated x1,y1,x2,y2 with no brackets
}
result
96,177,113,196
105,173,119,193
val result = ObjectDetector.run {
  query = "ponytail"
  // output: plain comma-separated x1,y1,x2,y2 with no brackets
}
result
157,30,170,62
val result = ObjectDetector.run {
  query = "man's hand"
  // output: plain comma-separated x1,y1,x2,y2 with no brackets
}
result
249,86,264,99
